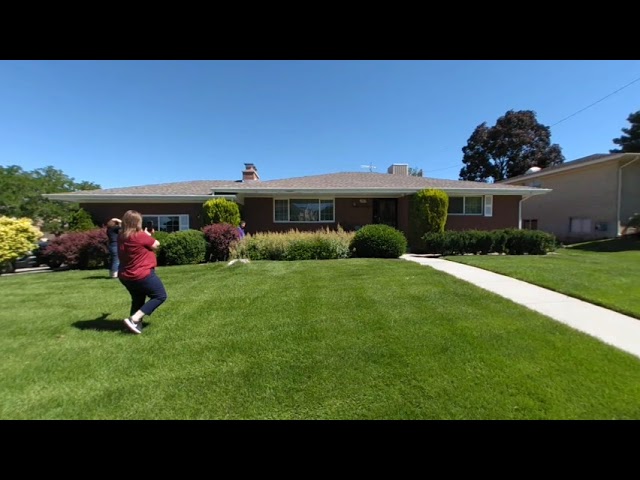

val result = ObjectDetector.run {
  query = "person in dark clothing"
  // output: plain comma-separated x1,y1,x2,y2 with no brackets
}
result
237,220,246,239
106,218,121,278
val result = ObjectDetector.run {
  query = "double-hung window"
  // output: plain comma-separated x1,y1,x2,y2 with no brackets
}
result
448,196,484,215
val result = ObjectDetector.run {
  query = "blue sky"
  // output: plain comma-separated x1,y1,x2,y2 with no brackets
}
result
1,60,639,189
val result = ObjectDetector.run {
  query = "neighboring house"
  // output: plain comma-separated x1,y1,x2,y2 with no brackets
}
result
501,153,640,242
44,163,549,246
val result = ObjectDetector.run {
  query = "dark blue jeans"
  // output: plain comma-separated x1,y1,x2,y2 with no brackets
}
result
108,243,119,275
119,269,168,316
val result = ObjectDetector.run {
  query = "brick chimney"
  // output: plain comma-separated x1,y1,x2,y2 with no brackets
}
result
387,163,409,175
242,163,260,181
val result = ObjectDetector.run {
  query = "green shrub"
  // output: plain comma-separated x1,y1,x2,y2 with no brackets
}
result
409,189,449,250
285,240,320,260
202,198,241,226
492,229,509,254
68,208,95,231
153,231,171,266
161,230,206,265
230,227,354,261
422,232,448,255
502,229,556,255
285,237,350,260
422,229,556,255
462,230,494,254
350,224,407,258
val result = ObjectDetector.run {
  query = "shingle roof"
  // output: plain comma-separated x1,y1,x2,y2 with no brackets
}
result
212,172,530,191
59,172,532,196
58,180,241,196
501,153,628,183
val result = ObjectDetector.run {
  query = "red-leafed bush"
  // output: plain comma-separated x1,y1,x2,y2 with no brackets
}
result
41,227,109,269
202,223,239,261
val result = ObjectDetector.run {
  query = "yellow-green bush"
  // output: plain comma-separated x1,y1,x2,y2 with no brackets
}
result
0,216,42,264
202,198,241,226
230,227,355,261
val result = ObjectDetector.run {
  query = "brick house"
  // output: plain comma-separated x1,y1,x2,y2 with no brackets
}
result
46,163,549,243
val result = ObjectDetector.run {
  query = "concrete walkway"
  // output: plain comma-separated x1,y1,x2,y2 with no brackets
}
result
401,254,640,360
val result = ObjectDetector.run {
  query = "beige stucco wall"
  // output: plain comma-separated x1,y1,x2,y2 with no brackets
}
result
621,160,640,227
510,161,621,242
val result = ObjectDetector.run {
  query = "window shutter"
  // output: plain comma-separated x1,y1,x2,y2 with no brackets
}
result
484,195,493,217
179,215,190,231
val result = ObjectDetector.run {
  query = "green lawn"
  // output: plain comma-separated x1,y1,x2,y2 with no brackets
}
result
449,238,640,319
1,259,640,419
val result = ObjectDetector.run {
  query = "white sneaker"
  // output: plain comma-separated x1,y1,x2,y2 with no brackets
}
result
124,317,142,334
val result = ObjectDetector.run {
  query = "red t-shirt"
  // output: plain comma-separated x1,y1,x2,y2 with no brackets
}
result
118,231,157,281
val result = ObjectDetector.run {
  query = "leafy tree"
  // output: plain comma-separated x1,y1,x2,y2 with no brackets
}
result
0,216,42,265
68,208,96,231
459,110,564,182
0,165,100,233
409,167,423,177
611,110,640,153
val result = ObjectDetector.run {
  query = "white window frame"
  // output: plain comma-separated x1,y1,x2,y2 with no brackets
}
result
142,214,190,232
448,196,484,216
273,198,335,223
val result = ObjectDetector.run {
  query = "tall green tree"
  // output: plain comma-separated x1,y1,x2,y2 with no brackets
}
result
611,110,640,153
459,110,564,182
0,165,100,232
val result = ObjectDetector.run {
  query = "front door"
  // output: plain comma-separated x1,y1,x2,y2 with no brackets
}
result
373,199,397,228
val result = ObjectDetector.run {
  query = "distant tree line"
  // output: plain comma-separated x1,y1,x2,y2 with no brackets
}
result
0,165,100,233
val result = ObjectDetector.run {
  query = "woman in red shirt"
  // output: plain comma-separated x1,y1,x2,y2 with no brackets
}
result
118,210,168,334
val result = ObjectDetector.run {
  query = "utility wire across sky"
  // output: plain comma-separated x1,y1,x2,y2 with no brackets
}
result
426,74,640,174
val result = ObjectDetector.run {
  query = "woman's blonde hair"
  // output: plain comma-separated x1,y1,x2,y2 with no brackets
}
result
121,210,143,238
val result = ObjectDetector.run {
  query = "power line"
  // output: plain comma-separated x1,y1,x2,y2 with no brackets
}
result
551,75,640,127
421,75,640,175
428,164,459,172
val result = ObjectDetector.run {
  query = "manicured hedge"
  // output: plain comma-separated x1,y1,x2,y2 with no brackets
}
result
350,224,407,258
161,230,207,265
422,229,557,255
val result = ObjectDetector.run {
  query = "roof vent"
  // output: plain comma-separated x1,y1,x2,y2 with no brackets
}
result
525,166,542,174
387,164,409,175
